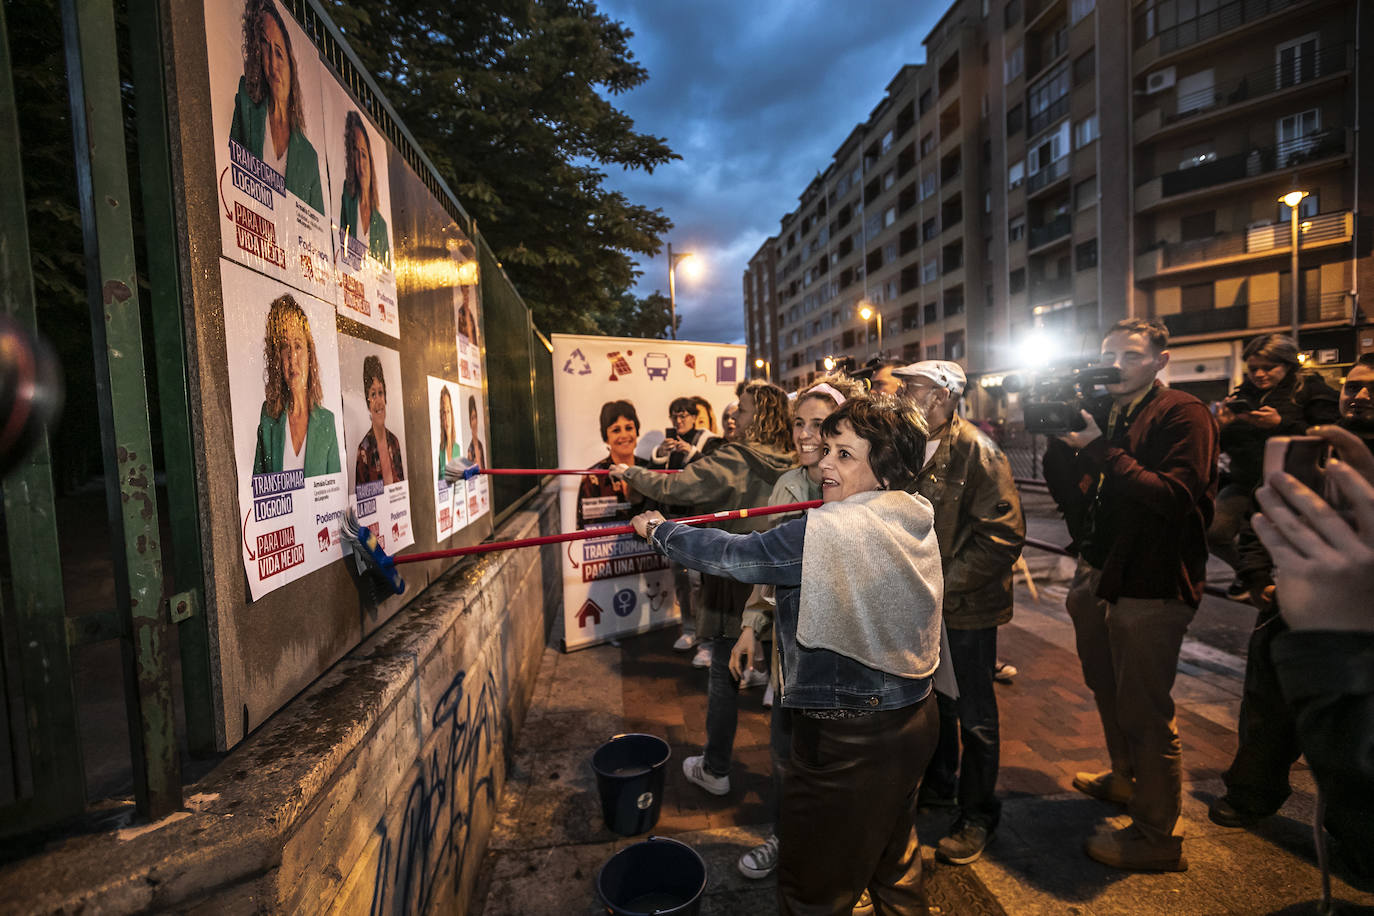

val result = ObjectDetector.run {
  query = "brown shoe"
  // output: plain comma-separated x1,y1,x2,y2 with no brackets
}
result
1072,769,1133,805
1084,825,1187,872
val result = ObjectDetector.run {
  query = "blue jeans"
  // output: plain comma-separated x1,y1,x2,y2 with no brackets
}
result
923,626,1002,830
703,636,738,776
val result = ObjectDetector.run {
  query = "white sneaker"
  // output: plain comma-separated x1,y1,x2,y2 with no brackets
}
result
673,633,698,651
762,683,774,709
738,833,779,879
739,668,769,689
682,754,730,796
691,645,713,668
993,660,1018,682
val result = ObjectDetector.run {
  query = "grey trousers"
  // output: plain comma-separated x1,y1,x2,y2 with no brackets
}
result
1066,560,1196,842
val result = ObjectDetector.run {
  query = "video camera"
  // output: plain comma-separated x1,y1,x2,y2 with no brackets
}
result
1009,364,1121,435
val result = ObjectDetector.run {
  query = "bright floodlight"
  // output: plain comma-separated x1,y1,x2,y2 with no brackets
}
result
823,356,836,371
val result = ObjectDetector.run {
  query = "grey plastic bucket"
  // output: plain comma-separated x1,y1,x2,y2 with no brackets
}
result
590,733,670,836
595,836,706,916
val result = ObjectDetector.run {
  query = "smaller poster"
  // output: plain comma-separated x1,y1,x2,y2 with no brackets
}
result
453,240,482,385
221,259,348,600
427,376,468,541
323,87,399,336
205,0,336,301
338,336,415,555
457,384,491,518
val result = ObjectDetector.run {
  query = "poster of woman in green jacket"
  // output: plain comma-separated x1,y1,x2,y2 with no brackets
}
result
338,111,391,269
252,294,341,477
228,0,324,213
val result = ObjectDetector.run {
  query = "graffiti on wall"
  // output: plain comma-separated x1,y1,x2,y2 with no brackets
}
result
370,668,502,915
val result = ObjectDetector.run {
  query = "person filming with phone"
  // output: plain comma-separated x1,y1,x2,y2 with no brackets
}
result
1042,318,1218,872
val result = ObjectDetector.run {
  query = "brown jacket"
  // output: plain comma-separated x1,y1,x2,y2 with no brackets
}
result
912,415,1025,629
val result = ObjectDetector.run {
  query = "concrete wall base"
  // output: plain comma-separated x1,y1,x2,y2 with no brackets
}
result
1,486,562,915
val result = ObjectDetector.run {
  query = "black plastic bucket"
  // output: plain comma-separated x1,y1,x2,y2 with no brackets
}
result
595,836,707,916
590,733,670,836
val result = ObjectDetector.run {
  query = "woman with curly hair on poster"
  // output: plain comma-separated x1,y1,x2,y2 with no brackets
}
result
338,110,390,268
252,294,340,476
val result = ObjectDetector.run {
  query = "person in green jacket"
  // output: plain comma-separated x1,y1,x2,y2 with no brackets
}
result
252,294,340,477
229,0,324,214
338,110,391,268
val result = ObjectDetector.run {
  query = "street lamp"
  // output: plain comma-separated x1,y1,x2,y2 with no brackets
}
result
858,302,883,356
753,357,771,381
1279,189,1308,344
666,242,698,341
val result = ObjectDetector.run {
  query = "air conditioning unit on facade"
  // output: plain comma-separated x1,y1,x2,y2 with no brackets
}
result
1146,67,1176,94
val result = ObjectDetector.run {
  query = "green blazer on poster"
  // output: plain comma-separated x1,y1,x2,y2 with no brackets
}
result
339,187,392,269
253,403,341,477
229,76,325,214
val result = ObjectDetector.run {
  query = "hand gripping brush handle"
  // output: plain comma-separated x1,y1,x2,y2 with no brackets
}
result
342,499,824,597
443,456,680,482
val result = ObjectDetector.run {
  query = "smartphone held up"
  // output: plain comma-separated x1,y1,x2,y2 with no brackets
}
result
1263,436,1353,523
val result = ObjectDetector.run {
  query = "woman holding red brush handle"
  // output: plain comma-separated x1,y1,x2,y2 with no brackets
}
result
630,394,945,915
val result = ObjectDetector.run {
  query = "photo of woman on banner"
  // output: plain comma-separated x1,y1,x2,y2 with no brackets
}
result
354,355,405,487
338,110,390,269
228,0,324,212
252,294,340,477
577,399,652,527
652,396,718,470
436,385,458,479
466,394,487,469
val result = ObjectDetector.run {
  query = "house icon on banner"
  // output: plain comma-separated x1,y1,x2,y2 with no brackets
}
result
576,598,604,628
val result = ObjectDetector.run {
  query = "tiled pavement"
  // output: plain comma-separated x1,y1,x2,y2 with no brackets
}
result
475,579,1374,915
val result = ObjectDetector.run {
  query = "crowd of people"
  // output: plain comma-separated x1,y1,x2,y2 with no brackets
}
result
583,319,1370,915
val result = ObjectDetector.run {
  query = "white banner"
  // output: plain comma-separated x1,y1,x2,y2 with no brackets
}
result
551,334,747,650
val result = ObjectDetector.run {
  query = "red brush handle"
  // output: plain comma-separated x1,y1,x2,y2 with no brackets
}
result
478,467,680,476
393,499,823,565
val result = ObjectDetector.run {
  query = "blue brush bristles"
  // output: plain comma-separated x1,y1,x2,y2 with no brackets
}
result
356,523,406,595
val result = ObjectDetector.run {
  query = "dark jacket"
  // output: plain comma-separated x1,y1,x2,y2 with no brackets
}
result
651,516,933,712
1220,369,1339,491
912,415,1026,629
1043,382,1218,607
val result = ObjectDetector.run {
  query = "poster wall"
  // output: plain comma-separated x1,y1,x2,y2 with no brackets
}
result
205,0,336,302
221,259,349,601
551,334,747,650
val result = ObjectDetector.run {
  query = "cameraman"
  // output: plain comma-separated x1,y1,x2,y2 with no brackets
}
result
1252,423,1374,887
1043,318,1218,872
1209,334,1338,599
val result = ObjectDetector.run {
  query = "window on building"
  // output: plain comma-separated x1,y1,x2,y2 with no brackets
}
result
1275,33,1319,90
923,259,939,284
920,172,938,200
926,344,941,359
1075,239,1098,270
865,213,882,237
1070,0,1095,24
1181,282,1213,312
1006,103,1024,135
1276,108,1321,156
883,169,896,190
1009,267,1026,293
1175,68,1215,116
1004,0,1021,26
1004,43,1024,84
1074,114,1099,148
945,330,966,360
920,132,935,157
884,206,897,227
1180,210,1216,241
1028,122,1070,176
1028,62,1070,132
1009,215,1025,241
919,89,933,115
924,303,938,325
1073,49,1095,87
1008,159,1025,189
1074,176,1097,210
881,128,895,153
922,216,939,241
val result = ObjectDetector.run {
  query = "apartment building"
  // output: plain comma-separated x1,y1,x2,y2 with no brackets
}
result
744,0,1369,409
742,238,779,381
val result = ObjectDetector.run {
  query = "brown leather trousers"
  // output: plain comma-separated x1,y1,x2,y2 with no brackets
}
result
777,693,939,915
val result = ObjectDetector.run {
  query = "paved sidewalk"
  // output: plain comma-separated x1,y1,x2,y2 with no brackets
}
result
475,579,1374,915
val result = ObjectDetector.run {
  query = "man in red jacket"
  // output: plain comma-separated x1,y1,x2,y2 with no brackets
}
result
1043,318,1218,872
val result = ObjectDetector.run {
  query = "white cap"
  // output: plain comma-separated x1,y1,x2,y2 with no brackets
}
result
892,359,966,395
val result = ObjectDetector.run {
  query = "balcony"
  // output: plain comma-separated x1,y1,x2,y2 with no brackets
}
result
1136,43,1351,141
1134,0,1326,60
1136,211,1352,280
1027,95,1069,139
1163,291,1351,339
1030,275,1072,303
1028,213,1071,251
1026,156,1070,197
1161,305,1249,337
1135,127,1348,211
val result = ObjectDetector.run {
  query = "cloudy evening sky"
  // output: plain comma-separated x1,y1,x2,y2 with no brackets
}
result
595,1,949,344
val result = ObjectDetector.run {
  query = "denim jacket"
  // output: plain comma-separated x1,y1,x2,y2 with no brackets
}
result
652,516,932,712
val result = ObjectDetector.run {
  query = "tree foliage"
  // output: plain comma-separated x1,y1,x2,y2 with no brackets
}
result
591,290,677,340
323,0,678,334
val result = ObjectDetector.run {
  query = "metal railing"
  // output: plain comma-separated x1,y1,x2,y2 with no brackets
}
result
1147,210,1351,270
1154,127,1347,198
1027,94,1069,138
1135,0,1318,54
1167,43,1350,123
1029,213,1072,249
1027,155,1070,195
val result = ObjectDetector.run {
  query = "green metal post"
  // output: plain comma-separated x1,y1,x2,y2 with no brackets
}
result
0,2,85,831
126,0,214,757
60,0,181,819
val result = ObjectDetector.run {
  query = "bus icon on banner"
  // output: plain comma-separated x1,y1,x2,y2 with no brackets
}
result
644,353,670,380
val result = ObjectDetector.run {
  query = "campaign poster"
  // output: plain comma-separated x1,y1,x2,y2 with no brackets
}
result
221,259,348,600
205,0,336,302
338,336,415,555
551,334,747,650
427,375,468,541
322,84,399,336
457,384,491,520
453,239,482,385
